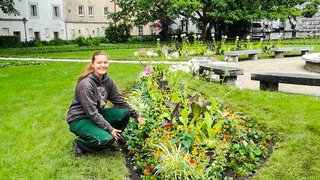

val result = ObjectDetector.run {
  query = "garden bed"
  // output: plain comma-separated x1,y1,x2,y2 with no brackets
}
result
122,65,274,179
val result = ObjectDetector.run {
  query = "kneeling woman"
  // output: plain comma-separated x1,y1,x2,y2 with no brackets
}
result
66,51,145,157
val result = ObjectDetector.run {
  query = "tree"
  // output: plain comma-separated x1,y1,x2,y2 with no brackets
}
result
0,0,19,15
109,0,177,38
111,0,320,40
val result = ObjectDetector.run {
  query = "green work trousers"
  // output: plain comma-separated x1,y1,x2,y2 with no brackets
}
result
69,108,130,152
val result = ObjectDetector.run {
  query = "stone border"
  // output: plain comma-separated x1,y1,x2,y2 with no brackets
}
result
302,53,320,73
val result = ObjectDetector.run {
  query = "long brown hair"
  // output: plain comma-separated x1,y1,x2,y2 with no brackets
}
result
77,51,108,83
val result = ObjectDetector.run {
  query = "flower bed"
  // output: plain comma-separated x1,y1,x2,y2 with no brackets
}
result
123,66,273,179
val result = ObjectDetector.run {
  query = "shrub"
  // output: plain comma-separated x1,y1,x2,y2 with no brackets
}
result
75,36,100,47
105,23,132,43
0,36,20,48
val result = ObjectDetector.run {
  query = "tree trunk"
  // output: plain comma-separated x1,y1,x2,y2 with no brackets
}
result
201,22,208,41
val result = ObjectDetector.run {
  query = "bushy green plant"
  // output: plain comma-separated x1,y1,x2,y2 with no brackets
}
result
105,23,132,43
0,35,20,48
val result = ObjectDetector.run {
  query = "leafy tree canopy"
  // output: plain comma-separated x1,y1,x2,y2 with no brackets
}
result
111,0,320,40
0,0,19,15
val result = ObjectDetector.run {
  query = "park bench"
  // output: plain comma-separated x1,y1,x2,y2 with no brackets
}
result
199,63,244,85
270,47,314,59
224,49,262,62
251,72,320,91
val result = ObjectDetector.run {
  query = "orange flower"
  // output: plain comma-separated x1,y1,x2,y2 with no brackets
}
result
189,159,195,164
224,135,230,140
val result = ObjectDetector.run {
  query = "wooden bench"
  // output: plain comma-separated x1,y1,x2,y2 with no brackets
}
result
270,47,314,59
224,49,262,62
199,63,244,85
251,72,320,91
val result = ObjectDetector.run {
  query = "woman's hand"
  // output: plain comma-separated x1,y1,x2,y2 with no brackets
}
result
111,129,122,140
137,115,146,125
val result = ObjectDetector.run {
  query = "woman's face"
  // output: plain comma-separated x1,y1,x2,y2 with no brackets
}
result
92,54,109,78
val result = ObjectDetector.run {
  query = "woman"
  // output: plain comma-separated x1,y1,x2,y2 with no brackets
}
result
67,51,145,157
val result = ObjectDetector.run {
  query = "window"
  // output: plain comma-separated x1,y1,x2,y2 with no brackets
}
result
13,31,21,40
52,5,60,18
45,28,49,38
138,25,143,36
29,3,39,18
34,32,40,40
150,26,156,35
104,7,108,16
53,32,59,39
89,6,93,16
2,28,9,35
79,6,84,16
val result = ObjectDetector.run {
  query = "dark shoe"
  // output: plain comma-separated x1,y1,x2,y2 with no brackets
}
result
117,135,127,146
72,140,85,157
108,144,122,151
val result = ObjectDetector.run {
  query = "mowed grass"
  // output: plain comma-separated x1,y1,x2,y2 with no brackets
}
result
1,61,320,179
177,73,320,180
0,61,142,179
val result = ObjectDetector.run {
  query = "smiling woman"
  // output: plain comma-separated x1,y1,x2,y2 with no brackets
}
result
66,51,145,157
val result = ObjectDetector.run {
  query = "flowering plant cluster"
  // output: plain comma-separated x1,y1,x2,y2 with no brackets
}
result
133,33,285,61
123,66,274,179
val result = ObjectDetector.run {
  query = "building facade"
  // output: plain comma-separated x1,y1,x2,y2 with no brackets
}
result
0,0,65,41
0,0,158,41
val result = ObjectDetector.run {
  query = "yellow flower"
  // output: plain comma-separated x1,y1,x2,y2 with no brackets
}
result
200,152,206,158
192,148,198,155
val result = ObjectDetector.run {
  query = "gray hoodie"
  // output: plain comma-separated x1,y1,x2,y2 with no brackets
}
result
67,72,138,133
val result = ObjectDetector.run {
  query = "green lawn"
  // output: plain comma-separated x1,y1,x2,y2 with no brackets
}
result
0,62,142,179
1,61,320,179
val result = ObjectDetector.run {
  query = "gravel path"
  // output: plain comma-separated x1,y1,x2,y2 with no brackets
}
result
226,57,320,96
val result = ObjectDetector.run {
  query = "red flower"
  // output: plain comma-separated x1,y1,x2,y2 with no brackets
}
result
129,149,133,154
135,152,139,155
149,165,154,171
166,123,171,129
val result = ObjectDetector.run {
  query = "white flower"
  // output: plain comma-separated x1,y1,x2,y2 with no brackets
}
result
146,50,154,57
224,35,227,39
197,35,201,38
153,52,159,57
175,35,178,38
260,38,264,41
236,36,239,40
170,52,179,59
211,33,215,37
133,51,139,56
157,38,160,42
246,35,250,40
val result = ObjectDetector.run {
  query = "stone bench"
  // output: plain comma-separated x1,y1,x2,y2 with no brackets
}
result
251,72,320,91
224,49,262,62
270,47,314,59
199,63,244,85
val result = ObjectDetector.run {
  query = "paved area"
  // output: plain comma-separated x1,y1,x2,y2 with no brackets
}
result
1,56,319,96
225,57,320,96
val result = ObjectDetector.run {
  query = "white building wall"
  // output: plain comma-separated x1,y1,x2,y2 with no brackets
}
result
0,0,66,41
